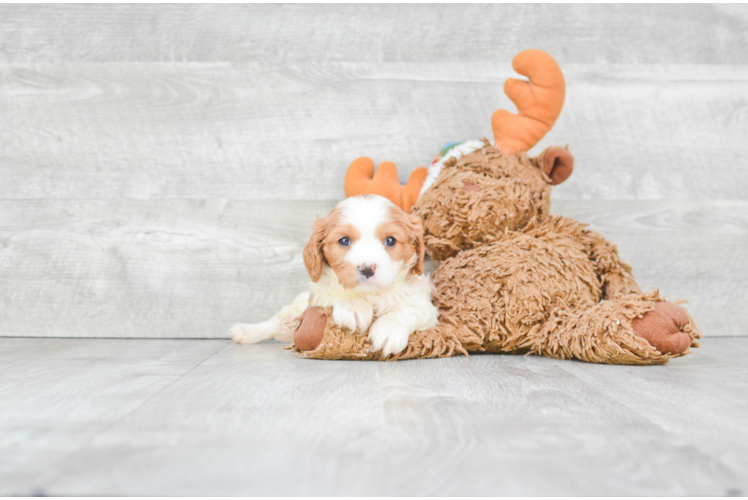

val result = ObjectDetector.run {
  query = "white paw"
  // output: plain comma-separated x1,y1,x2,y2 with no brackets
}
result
368,319,412,356
229,323,272,344
332,299,373,332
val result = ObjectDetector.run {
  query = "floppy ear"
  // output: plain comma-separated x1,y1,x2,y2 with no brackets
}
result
540,146,574,185
405,214,425,275
303,216,327,282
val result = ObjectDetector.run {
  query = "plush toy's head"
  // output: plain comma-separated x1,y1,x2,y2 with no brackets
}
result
342,49,572,259
414,142,574,261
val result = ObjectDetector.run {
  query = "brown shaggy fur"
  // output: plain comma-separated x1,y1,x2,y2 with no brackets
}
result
290,141,701,364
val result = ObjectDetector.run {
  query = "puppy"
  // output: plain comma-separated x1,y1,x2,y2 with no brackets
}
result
230,194,439,356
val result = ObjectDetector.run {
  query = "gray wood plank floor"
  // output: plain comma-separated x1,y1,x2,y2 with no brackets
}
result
1,337,746,496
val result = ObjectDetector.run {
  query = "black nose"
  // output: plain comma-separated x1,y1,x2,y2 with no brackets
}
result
359,264,376,278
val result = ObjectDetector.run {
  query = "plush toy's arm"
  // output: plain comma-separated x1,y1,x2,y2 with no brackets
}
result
290,306,479,361
529,289,697,364
576,227,642,300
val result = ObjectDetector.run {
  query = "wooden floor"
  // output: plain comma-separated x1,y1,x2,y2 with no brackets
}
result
1,337,747,496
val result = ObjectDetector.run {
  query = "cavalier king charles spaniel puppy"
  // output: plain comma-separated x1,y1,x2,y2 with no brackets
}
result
230,195,439,356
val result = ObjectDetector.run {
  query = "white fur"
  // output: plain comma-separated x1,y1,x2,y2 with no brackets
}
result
419,140,484,196
339,194,401,289
230,291,310,345
309,264,437,355
230,195,439,356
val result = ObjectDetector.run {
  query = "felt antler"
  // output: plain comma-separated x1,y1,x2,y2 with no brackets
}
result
492,49,566,155
344,157,428,212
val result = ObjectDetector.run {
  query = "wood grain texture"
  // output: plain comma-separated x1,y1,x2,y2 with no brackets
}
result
0,338,228,494
0,5,746,64
1,337,746,496
0,5,744,340
0,199,335,338
1,63,747,201
0,199,744,338
2,6,745,494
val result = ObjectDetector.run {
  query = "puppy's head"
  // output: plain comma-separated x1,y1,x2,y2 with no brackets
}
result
303,195,425,289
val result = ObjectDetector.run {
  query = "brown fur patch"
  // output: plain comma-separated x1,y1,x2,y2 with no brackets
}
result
304,206,361,286
322,209,361,288
462,180,482,192
378,205,425,275
303,216,327,282
414,143,551,261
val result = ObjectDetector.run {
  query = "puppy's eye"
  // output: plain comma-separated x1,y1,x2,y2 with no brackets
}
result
385,236,396,247
338,237,351,247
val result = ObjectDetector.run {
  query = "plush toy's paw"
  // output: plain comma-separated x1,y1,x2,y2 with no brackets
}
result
368,317,412,357
332,298,373,332
293,307,328,352
632,302,692,355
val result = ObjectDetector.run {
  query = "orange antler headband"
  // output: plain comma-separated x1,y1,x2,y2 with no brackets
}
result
344,158,428,213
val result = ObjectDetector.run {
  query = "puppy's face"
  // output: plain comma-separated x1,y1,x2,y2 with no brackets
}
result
303,195,425,289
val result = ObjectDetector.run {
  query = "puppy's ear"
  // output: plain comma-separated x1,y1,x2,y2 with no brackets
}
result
405,213,425,275
303,216,327,282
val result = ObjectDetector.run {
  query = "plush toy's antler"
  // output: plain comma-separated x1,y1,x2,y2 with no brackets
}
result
344,157,428,212
492,49,566,155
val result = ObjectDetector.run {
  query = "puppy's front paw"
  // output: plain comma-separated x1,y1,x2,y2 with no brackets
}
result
368,318,412,356
332,299,373,332
229,323,272,344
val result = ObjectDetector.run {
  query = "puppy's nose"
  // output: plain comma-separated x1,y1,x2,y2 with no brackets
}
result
358,264,376,279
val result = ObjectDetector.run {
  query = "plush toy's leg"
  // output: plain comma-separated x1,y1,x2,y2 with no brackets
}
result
573,223,703,360
289,306,382,360
525,290,701,365
288,307,480,361
631,301,697,355
565,221,643,299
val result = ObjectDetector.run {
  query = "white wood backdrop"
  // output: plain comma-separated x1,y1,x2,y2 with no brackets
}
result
1,4,746,338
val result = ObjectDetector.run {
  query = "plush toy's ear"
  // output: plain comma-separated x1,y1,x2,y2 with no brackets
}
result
303,216,327,282
540,146,574,185
405,213,425,275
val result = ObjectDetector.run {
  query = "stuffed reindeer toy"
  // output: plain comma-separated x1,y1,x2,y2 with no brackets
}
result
242,50,701,365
